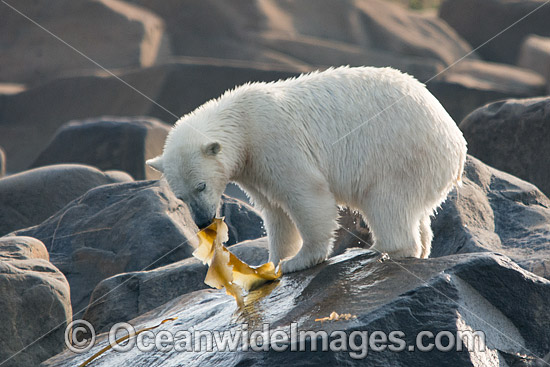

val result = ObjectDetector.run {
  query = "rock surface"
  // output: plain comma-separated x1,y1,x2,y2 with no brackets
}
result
459,98,550,198
426,59,547,122
31,117,171,180
518,35,550,91
83,238,270,333
42,250,550,367
0,164,132,236
439,0,550,64
0,236,71,367
0,0,169,85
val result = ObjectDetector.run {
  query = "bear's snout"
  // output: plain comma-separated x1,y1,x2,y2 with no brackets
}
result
187,200,215,229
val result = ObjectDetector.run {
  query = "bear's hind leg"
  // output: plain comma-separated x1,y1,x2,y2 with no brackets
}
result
362,191,422,258
419,215,433,258
279,182,339,273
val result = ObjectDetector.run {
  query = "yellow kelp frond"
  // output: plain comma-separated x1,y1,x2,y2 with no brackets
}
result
193,218,281,307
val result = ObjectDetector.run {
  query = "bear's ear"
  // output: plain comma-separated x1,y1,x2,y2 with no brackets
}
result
203,142,221,156
146,155,165,173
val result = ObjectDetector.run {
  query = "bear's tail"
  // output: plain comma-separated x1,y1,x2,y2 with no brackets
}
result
455,144,466,188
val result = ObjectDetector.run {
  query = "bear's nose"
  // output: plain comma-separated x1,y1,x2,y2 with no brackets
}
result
196,218,214,230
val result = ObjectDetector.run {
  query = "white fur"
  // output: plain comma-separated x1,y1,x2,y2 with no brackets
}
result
148,66,467,273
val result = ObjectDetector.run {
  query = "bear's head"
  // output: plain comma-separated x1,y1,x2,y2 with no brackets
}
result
147,127,227,229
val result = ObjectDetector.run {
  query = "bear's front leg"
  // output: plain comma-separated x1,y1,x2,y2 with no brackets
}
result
241,185,302,266
279,180,339,273
262,204,303,266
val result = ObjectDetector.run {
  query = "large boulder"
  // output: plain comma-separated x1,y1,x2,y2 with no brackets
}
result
12,180,199,317
12,180,264,317
432,155,550,279
426,59,547,122
0,164,132,236
439,0,550,64
31,117,171,180
0,236,71,367
459,98,550,198
0,0,169,85
518,35,550,91
83,238,270,333
42,250,550,366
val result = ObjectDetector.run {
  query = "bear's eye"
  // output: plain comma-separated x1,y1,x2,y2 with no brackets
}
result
196,182,206,192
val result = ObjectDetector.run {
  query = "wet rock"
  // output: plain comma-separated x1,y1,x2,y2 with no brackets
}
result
439,0,550,64
0,236,71,367
42,251,550,366
0,164,132,236
426,59,546,122
83,238,269,333
459,98,550,197
0,0,168,85
518,35,550,92
431,155,550,279
32,117,171,180
13,180,199,317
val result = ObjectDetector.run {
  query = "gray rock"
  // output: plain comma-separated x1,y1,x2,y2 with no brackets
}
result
32,117,171,180
518,35,550,92
426,59,547,122
459,97,550,198
83,238,269,333
431,155,550,279
130,0,474,67
0,236,71,367
219,194,264,246
0,164,132,236
42,251,550,366
0,0,168,85
13,180,199,318
439,0,550,64
224,182,251,204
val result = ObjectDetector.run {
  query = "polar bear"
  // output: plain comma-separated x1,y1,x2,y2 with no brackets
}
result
147,66,467,273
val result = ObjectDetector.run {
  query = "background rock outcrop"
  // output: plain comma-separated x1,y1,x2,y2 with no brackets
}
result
459,97,550,198
31,117,171,180
439,0,550,64
0,0,169,85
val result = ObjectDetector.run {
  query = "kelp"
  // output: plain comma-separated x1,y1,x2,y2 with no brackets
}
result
193,218,281,307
